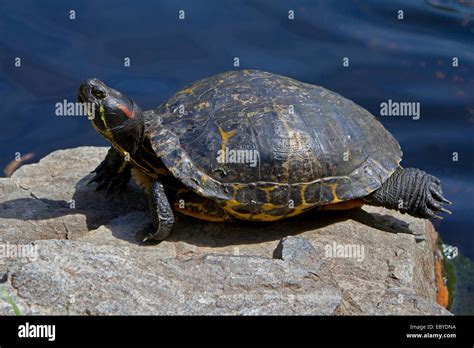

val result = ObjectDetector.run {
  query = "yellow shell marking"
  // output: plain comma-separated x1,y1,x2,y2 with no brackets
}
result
180,87,194,94
195,101,210,110
174,202,230,222
260,186,276,197
222,181,346,221
173,188,233,222
285,184,314,218
261,203,280,211
222,183,316,221
300,184,308,205
260,187,279,211
223,206,284,221
327,183,342,203
218,126,237,153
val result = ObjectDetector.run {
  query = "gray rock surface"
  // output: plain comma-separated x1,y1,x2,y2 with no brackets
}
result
0,147,451,315
273,236,318,262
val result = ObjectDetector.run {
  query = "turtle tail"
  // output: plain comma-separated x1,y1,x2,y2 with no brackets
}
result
363,168,452,220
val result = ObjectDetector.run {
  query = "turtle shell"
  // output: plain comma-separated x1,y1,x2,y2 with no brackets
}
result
147,70,402,221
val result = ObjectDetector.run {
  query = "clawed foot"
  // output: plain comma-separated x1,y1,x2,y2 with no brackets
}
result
135,221,173,243
135,223,157,243
137,181,175,242
88,161,131,194
424,175,452,220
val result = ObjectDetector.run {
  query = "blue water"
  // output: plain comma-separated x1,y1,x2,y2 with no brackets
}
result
1,0,473,309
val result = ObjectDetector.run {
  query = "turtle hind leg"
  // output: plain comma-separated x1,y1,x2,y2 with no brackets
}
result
363,167,452,220
88,147,131,194
141,181,175,242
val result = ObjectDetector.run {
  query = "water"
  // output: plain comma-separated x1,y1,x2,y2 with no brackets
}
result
1,0,473,311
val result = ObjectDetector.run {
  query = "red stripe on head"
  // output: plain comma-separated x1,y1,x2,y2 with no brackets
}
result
117,104,133,118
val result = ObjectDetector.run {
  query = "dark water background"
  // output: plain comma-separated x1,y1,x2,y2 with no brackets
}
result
1,0,473,312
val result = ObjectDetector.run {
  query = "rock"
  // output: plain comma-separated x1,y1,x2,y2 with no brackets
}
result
0,147,451,315
273,236,323,272
0,147,147,244
273,236,316,261
2,240,341,315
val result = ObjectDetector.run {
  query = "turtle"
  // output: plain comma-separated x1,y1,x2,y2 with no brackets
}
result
78,70,452,242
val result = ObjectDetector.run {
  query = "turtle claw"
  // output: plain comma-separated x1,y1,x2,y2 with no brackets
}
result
442,198,453,205
135,223,161,244
88,174,103,186
87,148,132,194
440,207,452,215
429,185,451,205
141,233,162,244
88,161,130,194
142,235,153,243
425,177,452,220
105,177,126,195
88,163,108,186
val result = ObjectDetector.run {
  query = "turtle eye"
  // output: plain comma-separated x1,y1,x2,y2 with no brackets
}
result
91,88,106,99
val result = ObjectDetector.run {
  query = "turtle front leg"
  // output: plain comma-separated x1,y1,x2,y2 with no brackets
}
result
363,167,452,220
88,147,131,193
142,181,175,242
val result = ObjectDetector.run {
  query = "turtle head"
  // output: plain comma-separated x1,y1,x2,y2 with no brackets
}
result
78,78,144,154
